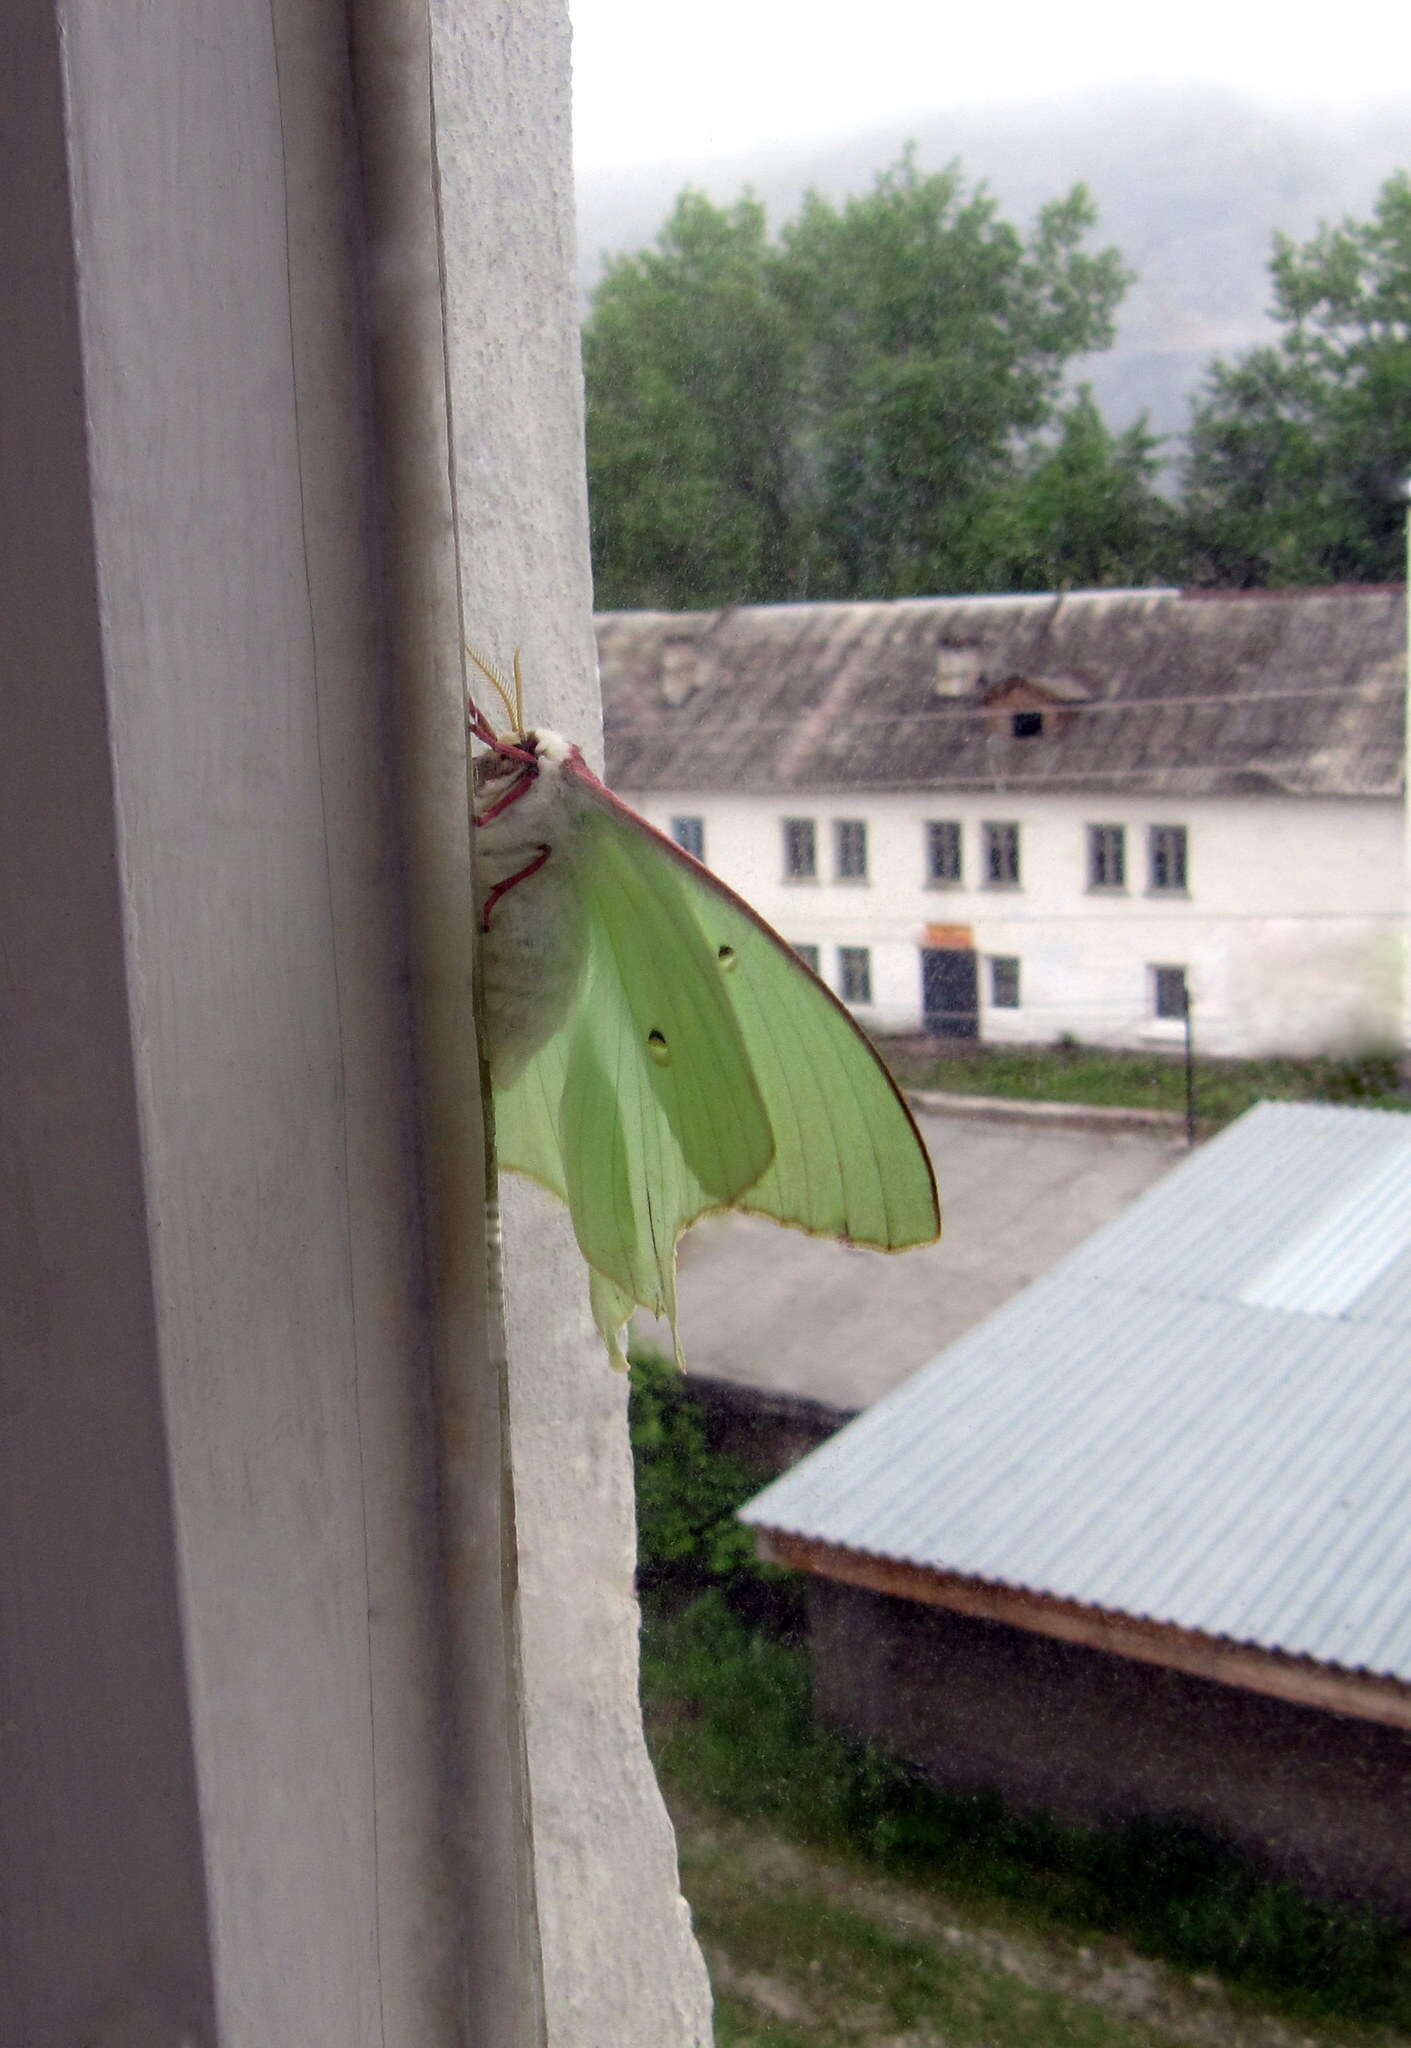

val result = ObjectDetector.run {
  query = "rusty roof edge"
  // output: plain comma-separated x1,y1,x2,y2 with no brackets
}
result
750,1525,1411,1721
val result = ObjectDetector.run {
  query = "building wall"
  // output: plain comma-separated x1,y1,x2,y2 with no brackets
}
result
686,1372,858,1475
808,1579,1411,1921
621,786,1404,1058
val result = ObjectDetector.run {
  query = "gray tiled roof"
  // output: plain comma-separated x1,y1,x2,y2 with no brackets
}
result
741,1101,1411,1683
599,586,1406,799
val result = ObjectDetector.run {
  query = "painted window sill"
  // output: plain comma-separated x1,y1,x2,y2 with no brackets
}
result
1145,888,1191,900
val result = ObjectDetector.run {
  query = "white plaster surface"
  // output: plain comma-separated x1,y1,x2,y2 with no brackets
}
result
433,1,714,2040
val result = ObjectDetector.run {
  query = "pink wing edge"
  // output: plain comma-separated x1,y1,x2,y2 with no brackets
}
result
559,746,941,1245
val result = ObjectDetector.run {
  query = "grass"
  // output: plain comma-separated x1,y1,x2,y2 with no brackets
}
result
642,1590,1411,2037
628,1357,1411,2033
697,1843,1182,2047
685,1801,1411,2048
879,1039,1407,1128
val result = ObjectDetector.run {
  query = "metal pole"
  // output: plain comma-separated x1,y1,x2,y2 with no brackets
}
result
1402,490,1411,1092
1183,985,1197,1146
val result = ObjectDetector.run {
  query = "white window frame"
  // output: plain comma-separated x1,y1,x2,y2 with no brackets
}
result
1087,823,1126,891
670,814,705,861
982,820,1021,889
989,956,1021,1009
833,817,869,883
838,945,873,1005
1151,963,1189,1021
783,816,818,881
926,819,963,887
1148,824,1189,894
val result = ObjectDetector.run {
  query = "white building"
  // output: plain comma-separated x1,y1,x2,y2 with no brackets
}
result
598,587,1407,1058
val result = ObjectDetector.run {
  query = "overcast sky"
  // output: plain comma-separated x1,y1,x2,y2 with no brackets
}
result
571,0,1406,173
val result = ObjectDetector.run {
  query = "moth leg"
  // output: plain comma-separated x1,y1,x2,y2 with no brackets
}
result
480,842,552,932
474,768,539,828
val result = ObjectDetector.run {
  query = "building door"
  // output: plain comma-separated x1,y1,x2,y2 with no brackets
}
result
921,948,979,1039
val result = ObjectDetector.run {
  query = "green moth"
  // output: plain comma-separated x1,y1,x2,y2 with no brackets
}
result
468,652,941,1369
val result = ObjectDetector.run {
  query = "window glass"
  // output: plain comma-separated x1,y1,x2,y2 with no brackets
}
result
1088,823,1126,889
1010,709,1044,739
838,946,872,1004
783,818,817,879
1149,825,1188,892
1152,964,1188,1019
982,821,1021,887
926,820,962,885
793,942,821,975
990,956,1020,1008
670,815,704,861
834,818,868,881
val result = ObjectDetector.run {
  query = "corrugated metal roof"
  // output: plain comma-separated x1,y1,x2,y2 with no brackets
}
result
598,587,1407,800
741,1101,1411,1684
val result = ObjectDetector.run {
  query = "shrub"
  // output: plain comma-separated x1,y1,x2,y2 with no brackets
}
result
641,1592,1411,2026
628,1352,771,1591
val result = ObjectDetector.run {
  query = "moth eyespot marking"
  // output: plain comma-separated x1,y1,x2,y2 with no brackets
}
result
647,1029,671,1066
717,944,738,972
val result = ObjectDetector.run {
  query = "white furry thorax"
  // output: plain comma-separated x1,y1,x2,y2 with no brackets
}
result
473,728,589,1087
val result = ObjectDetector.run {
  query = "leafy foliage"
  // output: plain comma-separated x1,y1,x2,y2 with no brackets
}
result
628,1352,769,1589
588,160,1411,604
1183,170,1411,585
642,1593,1411,2027
585,154,1151,607
584,193,801,610
978,389,1177,592
775,160,1130,598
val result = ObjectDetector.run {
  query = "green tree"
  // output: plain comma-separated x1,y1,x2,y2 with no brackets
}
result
1183,170,1411,586
582,155,1131,607
779,157,1129,596
584,192,800,610
981,388,1178,591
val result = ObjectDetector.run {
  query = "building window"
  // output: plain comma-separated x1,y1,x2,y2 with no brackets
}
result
1152,964,1188,1021
834,818,869,882
670,815,705,861
1149,824,1188,893
783,818,817,880
926,820,963,886
1087,823,1126,890
1011,709,1044,739
982,821,1021,888
793,942,821,975
838,946,872,1005
989,956,1020,1009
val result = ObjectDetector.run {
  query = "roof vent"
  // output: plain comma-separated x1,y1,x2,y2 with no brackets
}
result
933,645,984,698
660,636,704,708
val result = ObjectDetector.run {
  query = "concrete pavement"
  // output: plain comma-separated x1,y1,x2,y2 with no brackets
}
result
643,1110,1184,1410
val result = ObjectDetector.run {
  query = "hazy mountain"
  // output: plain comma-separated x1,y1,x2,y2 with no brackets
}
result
576,86,1411,459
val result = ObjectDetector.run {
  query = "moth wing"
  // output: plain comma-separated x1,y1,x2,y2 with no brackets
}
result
564,762,941,1252
493,784,775,1363
492,1026,570,1203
